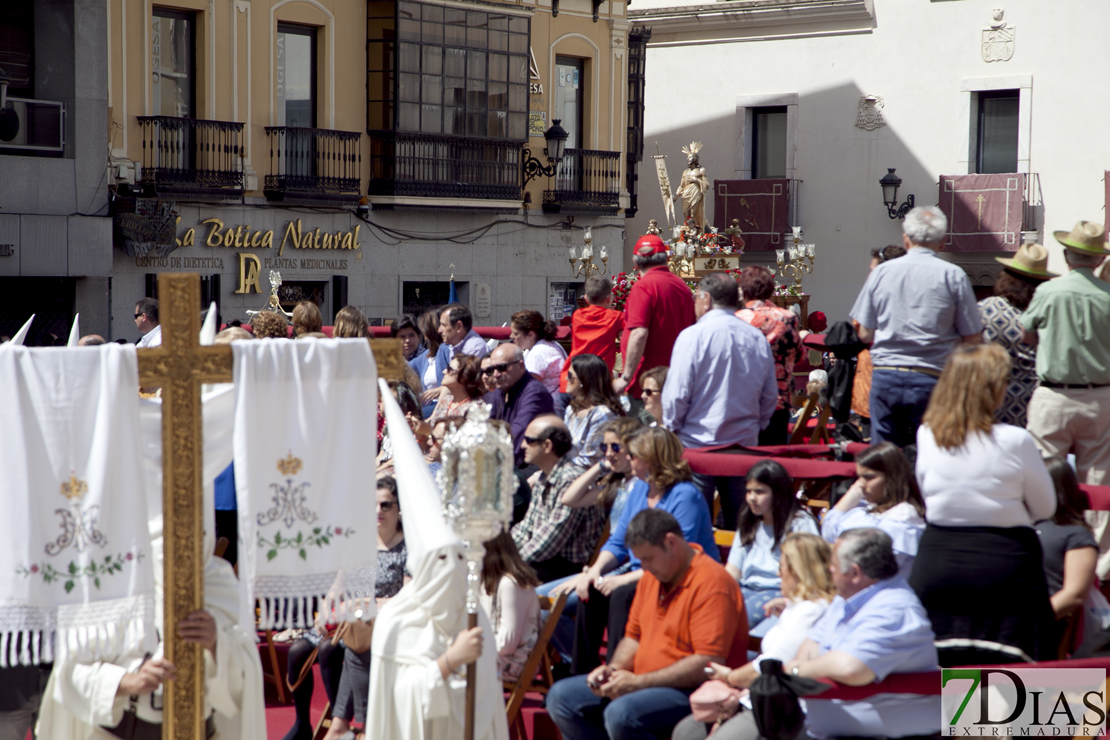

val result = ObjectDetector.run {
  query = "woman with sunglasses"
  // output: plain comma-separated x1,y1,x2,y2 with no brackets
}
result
551,426,718,673
286,477,410,740
564,354,625,467
638,365,668,426
428,354,486,425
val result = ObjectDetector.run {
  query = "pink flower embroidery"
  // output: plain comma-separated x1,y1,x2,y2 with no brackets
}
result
30,564,38,573
125,552,133,561
334,527,343,535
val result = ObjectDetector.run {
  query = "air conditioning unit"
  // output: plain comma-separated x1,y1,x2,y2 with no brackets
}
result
0,97,65,152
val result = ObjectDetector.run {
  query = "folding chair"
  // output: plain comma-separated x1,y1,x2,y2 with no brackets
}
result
789,391,832,445
504,592,569,738
260,628,287,705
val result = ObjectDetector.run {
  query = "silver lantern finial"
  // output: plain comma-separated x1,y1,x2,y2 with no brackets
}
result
436,404,517,615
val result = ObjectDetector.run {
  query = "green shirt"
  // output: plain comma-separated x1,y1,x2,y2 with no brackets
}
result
1021,267,1110,384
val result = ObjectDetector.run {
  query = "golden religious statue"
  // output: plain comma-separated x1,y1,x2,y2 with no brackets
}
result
678,142,709,233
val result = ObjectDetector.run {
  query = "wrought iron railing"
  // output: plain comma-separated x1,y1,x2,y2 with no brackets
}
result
136,116,244,194
263,127,362,202
368,131,522,200
543,148,622,212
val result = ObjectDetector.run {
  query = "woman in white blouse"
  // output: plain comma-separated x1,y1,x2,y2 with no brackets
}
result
510,309,567,399
909,343,1057,666
478,530,541,683
671,533,836,740
822,441,925,579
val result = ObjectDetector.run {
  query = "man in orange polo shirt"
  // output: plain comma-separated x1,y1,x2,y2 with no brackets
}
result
547,509,747,740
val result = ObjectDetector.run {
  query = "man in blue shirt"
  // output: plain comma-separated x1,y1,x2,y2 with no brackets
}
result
850,205,981,446
786,527,940,739
662,271,777,528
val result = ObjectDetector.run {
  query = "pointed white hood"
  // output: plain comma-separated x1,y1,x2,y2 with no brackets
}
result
378,378,460,566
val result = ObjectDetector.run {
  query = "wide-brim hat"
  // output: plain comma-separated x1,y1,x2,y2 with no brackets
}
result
1054,220,1110,256
994,242,1058,280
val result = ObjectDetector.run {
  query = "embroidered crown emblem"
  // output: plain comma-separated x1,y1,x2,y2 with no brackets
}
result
277,453,303,477
61,473,88,500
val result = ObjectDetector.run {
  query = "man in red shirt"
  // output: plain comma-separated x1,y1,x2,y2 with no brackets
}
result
613,234,696,401
559,275,624,392
546,508,747,740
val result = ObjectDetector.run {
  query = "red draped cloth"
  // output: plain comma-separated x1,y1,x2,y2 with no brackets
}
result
938,173,1025,252
713,179,791,251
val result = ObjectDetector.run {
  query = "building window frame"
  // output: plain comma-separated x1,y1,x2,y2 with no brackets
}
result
960,75,1031,175
734,93,797,180
276,22,318,129
151,7,197,119
369,0,531,141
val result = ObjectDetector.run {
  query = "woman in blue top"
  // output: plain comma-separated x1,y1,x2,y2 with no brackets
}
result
725,460,818,634
552,426,717,672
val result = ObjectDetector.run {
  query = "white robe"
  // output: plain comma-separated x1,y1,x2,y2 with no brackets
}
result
36,556,267,740
367,543,510,740
37,387,267,740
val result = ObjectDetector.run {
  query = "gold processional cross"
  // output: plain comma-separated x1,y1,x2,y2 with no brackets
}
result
136,273,403,740
975,193,986,229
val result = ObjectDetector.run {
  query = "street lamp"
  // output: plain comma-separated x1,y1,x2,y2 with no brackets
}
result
522,120,570,184
880,167,915,220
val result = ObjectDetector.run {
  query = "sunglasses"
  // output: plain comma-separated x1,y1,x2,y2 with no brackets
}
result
444,366,459,375
134,313,143,319
567,371,578,380
641,388,658,398
482,360,521,376
377,500,396,512
522,435,542,446
600,442,622,453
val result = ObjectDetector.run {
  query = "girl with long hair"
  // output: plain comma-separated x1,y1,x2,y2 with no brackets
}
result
510,309,567,397
1036,458,1097,627
725,460,818,632
564,353,625,467
822,442,926,577
479,531,542,683
332,305,368,338
672,533,837,740
911,343,1056,665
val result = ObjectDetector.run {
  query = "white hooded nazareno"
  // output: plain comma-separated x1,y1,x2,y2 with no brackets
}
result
366,378,510,740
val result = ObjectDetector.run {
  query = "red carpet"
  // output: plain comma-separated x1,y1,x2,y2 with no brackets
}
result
264,664,329,740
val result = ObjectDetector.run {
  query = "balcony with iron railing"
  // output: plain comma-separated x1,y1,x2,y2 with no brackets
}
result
368,131,522,201
542,148,622,214
136,117,244,198
263,127,363,204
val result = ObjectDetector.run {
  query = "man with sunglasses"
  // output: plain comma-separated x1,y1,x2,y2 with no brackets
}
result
489,343,554,467
511,415,604,583
134,298,161,348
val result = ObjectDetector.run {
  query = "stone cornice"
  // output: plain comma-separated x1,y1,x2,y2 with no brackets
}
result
629,0,873,44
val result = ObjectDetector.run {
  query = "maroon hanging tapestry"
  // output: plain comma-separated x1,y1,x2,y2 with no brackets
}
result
713,179,791,251
938,173,1025,252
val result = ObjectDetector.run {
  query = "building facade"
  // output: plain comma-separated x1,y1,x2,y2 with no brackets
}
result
101,0,639,341
0,0,113,344
626,0,1110,322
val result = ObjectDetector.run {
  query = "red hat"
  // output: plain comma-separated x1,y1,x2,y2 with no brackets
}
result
635,234,668,256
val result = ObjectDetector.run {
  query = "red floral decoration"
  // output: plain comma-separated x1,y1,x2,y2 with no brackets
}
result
611,271,641,313
807,311,828,333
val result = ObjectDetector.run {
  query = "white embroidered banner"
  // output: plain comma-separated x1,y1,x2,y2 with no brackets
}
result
0,344,156,666
233,339,379,632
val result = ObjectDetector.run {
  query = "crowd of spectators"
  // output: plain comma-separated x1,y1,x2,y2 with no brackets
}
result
66,205,1106,740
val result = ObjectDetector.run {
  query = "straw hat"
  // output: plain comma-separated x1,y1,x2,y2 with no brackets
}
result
1053,221,1110,256
994,242,1057,280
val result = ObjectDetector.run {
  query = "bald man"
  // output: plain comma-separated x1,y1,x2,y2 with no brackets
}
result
490,342,554,467
77,335,106,346
511,415,605,581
